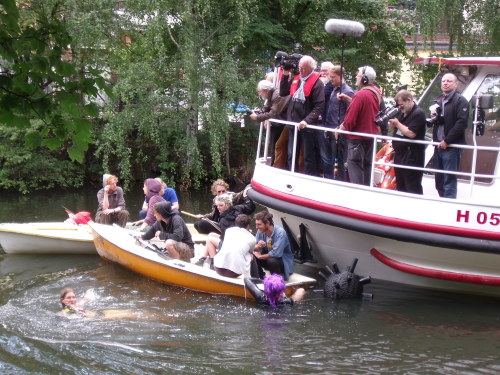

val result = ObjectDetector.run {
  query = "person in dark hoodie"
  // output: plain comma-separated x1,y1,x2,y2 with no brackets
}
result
140,201,195,261
132,178,165,231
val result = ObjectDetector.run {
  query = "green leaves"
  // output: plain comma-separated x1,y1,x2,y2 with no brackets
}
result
0,0,111,165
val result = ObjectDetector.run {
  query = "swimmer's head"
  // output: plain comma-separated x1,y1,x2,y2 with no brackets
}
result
60,287,76,308
263,274,286,308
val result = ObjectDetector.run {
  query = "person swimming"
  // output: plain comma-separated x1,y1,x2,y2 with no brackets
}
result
244,274,305,308
59,287,96,317
59,287,138,319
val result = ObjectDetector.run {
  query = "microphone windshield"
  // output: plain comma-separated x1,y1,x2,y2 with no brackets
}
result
325,19,365,37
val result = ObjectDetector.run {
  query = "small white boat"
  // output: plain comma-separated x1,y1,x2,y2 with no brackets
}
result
0,222,208,255
0,222,95,254
249,56,500,298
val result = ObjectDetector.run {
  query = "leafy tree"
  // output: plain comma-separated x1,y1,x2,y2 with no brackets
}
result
415,0,500,55
0,0,108,162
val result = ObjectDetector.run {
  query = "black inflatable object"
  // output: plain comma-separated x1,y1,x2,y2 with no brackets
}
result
319,258,371,299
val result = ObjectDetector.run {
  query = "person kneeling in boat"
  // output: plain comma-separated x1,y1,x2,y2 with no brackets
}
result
141,201,195,262
244,274,305,307
252,211,294,280
213,214,256,278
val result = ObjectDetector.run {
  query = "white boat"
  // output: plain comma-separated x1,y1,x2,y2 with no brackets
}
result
248,56,500,297
0,222,95,254
0,222,208,255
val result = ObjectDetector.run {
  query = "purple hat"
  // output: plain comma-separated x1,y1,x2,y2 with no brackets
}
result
263,274,286,308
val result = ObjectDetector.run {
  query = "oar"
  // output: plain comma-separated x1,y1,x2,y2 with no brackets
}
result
127,232,170,260
181,211,221,233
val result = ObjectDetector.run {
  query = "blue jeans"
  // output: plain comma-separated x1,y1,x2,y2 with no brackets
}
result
433,147,462,198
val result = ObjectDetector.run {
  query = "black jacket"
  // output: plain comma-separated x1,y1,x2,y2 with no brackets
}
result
432,91,469,145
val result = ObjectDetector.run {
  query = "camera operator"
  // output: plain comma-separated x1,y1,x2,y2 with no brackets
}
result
338,66,382,185
280,55,325,176
249,80,290,169
430,73,469,199
388,90,427,194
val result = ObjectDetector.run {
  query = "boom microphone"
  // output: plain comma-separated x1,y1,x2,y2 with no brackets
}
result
325,19,365,37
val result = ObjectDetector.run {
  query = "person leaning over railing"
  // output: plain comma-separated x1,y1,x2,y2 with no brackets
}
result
388,90,427,194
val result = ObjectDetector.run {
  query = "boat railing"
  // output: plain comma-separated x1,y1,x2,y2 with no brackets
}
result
256,118,500,197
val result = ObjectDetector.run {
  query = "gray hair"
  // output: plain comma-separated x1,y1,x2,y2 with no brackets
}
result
321,61,334,70
300,55,317,70
358,66,376,84
257,80,274,92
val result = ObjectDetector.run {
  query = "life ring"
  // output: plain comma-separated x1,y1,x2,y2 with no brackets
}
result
374,143,397,190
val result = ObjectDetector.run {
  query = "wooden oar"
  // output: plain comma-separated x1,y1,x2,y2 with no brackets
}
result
181,211,220,233
180,211,199,219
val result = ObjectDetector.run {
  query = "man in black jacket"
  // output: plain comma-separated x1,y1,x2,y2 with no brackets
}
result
431,73,469,198
388,90,427,194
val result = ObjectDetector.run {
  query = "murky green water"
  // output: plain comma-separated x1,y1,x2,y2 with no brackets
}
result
1,187,500,374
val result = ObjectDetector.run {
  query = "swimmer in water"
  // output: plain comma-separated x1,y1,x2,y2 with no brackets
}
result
244,274,306,308
59,287,96,317
59,287,138,319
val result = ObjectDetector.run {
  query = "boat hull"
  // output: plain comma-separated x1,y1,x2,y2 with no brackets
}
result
249,163,500,298
0,223,95,254
89,222,316,298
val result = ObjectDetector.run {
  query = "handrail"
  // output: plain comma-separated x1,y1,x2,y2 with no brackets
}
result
256,118,500,198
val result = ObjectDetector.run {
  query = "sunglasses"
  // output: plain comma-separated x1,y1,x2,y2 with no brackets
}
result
217,190,226,194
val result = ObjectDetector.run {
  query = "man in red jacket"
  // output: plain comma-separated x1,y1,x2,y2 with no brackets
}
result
280,55,325,175
339,66,382,185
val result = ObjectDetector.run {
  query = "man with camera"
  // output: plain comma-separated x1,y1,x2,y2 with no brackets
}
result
388,90,427,194
429,73,469,199
249,80,290,169
338,66,382,185
280,55,325,176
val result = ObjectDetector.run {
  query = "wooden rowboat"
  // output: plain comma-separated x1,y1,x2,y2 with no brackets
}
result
88,221,316,299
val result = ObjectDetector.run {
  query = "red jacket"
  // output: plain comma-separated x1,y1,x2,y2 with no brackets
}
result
343,84,381,139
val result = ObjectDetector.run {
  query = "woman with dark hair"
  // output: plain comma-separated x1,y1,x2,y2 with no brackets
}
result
59,287,96,316
141,201,195,261
244,274,305,307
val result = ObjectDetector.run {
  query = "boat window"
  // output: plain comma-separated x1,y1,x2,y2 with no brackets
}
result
461,74,500,183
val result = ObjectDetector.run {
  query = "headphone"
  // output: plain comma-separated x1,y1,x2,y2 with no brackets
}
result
361,66,369,85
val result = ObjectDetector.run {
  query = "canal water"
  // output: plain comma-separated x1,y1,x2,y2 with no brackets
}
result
1,187,500,374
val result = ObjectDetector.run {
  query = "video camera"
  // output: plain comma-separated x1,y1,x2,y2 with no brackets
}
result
426,103,442,127
375,105,399,135
274,51,303,76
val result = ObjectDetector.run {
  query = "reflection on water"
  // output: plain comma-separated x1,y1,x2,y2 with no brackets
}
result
1,189,500,373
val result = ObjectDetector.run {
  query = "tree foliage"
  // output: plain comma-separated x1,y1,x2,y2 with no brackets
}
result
2,0,497,193
0,0,108,163
415,0,500,54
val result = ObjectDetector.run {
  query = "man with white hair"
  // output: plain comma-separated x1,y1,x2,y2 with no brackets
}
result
339,66,382,185
249,79,290,169
280,55,325,175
